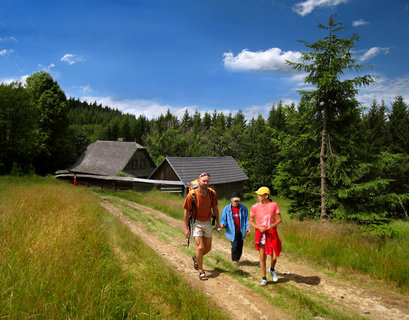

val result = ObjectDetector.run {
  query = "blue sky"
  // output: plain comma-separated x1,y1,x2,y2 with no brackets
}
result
1,0,408,119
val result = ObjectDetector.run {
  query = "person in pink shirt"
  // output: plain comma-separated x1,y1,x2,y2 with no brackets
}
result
249,186,282,286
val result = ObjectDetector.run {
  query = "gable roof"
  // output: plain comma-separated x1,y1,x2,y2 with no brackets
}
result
70,140,145,176
150,156,248,187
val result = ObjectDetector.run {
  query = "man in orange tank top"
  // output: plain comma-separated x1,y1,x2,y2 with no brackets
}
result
184,173,220,281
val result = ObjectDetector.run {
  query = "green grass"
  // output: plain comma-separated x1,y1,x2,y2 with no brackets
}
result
278,218,409,290
102,195,366,320
97,189,409,291
0,176,229,319
95,189,185,220
202,253,366,320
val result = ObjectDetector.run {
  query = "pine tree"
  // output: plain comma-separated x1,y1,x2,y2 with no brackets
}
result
388,96,409,154
268,102,287,132
361,99,389,160
286,15,376,219
242,115,277,192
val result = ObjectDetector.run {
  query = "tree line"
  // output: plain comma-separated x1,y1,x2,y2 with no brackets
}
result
1,16,408,225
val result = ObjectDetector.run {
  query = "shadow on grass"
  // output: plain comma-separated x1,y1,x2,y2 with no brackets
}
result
278,273,321,285
206,267,251,279
240,259,260,267
206,268,223,279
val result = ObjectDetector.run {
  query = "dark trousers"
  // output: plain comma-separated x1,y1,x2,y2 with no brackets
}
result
231,231,243,261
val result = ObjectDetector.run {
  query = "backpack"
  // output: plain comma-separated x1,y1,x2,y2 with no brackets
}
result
188,179,199,190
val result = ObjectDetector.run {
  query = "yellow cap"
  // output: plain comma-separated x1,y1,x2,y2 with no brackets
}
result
255,186,270,195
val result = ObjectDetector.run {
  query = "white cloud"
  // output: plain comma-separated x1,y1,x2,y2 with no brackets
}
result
240,98,300,120
0,49,14,56
223,48,301,73
0,36,17,42
78,95,267,121
245,103,271,119
78,75,408,122
37,63,56,72
80,96,178,119
359,47,390,62
293,0,349,16
61,53,84,65
1,74,29,85
357,74,409,107
21,74,29,84
44,63,55,72
80,85,93,94
289,73,308,86
353,19,369,27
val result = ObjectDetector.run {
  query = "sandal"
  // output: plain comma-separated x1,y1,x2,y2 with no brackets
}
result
192,255,199,270
199,272,208,281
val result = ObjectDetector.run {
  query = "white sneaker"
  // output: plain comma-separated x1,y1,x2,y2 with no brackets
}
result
232,261,240,269
270,268,278,282
260,279,267,286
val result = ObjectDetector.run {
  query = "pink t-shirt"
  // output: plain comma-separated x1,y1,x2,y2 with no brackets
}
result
250,201,280,228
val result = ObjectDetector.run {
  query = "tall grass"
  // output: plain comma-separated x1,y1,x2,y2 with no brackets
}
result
279,219,409,288
0,177,229,319
99,189,409,291
230,195,408,289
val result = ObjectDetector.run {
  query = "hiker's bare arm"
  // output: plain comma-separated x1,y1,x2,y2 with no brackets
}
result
267,212,282,230
250,218,265,232
214,207,221,228
184,210,191,237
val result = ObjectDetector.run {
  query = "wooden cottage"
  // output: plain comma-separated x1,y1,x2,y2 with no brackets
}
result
69,140,156,178
148,156,249,198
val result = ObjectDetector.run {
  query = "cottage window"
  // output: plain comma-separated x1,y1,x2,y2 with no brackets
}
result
132,160,138,169
140,159,146,169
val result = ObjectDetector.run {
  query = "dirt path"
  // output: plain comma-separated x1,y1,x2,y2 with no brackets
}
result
98,196,409,320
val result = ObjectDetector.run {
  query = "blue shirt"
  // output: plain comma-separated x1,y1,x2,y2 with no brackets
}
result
220,203,250,241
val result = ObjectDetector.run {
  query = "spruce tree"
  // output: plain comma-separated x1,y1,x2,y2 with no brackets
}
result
286,15,376,219
388,96,409,154
361,99,389,159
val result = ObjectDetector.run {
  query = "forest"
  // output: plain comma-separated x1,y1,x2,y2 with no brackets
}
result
1,17,408,226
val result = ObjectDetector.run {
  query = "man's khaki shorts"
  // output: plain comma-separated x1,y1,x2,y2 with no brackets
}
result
192,219,212,238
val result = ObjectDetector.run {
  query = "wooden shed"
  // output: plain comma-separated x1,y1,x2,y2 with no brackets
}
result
69,140,156,178
148,156,249,198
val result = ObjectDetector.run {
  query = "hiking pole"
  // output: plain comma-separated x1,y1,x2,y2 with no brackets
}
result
187,217,192,247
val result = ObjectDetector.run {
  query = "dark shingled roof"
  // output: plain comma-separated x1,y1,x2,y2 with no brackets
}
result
150,156,248,187
70,140,145,176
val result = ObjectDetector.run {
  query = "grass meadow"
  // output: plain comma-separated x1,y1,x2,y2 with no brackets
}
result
2,176,408,319
0,176,229,319
104,196,365,320
97,188,409,292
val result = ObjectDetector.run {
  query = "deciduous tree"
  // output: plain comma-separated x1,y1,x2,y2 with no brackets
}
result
26,71,68,174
